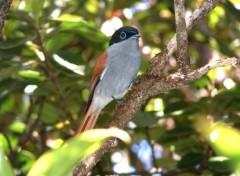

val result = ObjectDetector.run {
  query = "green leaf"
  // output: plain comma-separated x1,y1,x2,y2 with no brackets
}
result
27,128,130,176
0,95,14,112
3,20,20,36
157,157,177,169
8,10,35,27
208,156,235,173
0,65,22,81
164,101,189,114
177,152,204,169
223,1,240,21
44,32,74,51
50,14,85,23
191,76,209,88
214,37,235,57
0,46,23,58
0,134,10,154
0,146,15,176
59,22,107,45
159,127,195,144
194,118,240,159
209,123,240,159
18,70,46,81
0,63,32,81
9,121,26,134
40,103,59,124
132,112,159,128
31,0,45,16
0,37,35,49
32,87,52,96
15,150,36,172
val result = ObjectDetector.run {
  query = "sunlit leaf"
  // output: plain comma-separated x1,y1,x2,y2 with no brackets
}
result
0,146,14,176
51,14,85,23
28,128,130,176
209,123,240,159
9,121,26,134
194,117,240,159
18,70,46,80
208,156,235,173
52,53,85,75
191,76,209,88
145,98,164,112
208,6,225,28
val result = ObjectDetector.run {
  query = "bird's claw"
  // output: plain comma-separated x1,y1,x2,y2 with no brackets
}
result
111,96,124,106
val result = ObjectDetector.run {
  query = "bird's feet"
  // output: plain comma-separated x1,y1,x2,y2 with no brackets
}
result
111,96,124,106
132,76,141,84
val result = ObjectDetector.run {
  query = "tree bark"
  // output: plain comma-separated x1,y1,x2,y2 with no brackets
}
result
174,0,191,73
0,0,12,34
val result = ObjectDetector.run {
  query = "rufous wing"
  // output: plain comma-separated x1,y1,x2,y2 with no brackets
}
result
77,51,108,134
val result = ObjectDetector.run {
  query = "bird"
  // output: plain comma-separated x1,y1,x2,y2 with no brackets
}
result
77,26,141,134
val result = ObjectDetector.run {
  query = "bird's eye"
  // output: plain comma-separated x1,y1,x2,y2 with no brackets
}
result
120,32,127,39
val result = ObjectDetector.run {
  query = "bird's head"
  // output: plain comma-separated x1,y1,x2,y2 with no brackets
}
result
109,26,140,46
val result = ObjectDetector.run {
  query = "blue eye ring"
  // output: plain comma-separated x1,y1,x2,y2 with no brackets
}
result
120,32,127,39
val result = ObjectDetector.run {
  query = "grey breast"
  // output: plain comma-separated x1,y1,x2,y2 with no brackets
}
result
95,39,141,99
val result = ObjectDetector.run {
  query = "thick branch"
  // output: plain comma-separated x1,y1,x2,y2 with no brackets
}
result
0,0,12,34
74,0,223,175
174,0,190,73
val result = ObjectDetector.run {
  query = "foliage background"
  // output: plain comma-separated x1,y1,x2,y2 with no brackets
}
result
0,0,240,175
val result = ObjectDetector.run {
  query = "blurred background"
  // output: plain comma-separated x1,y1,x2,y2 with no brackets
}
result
0,0,240,175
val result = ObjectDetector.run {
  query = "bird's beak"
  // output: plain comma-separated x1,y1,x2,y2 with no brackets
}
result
131,34,140,39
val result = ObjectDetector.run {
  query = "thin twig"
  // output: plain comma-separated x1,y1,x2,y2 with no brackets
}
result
21,97,45,145
9,97,45,163
145,127,159,169
35,28,74,122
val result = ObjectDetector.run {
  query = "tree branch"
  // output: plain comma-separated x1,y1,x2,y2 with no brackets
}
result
0,0,12,34
174,0,190,73
74,0,224,175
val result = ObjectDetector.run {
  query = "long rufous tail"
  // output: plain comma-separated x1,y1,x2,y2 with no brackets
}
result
76,104,100,134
